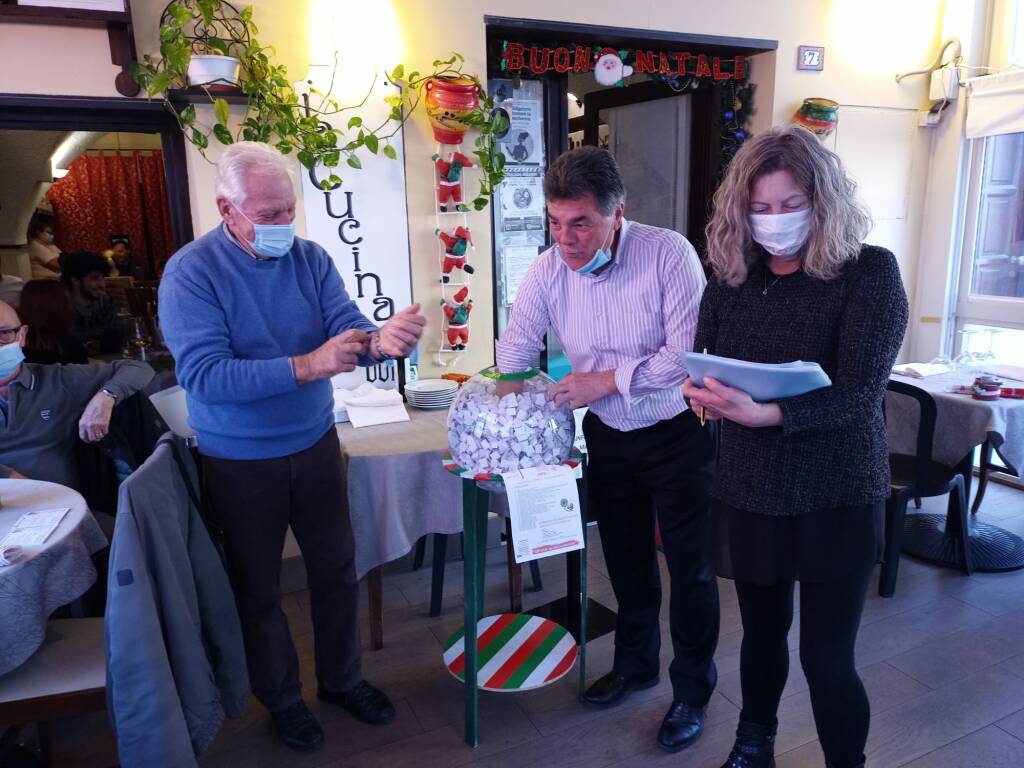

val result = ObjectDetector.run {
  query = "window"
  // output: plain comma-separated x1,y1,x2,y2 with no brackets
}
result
954,131,1024,357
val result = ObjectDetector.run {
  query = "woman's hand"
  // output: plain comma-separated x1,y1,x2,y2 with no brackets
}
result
682,377,783,428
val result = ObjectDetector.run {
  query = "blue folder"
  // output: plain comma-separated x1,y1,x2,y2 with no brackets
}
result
683,352,832,403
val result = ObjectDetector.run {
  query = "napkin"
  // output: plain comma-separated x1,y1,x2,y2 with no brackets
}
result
986,364,1024,382
892,363,953,378
0,545,23,567
335,384,409,428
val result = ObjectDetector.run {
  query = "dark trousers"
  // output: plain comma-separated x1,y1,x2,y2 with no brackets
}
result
583,409,719,705
735,565,873,768
201,429,361,712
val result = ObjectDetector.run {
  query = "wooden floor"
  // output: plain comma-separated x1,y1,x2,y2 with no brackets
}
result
47,482,1024,767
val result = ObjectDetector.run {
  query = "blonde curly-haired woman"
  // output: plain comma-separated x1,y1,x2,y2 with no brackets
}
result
684,125,908,768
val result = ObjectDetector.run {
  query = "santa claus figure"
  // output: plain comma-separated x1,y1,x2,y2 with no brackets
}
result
441,286,472,350
433,151,475,212
594,48,634,87
436,225,475,283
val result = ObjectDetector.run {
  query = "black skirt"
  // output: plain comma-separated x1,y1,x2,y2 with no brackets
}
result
713,499,883,586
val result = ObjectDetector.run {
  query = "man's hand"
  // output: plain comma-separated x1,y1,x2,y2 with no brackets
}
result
293,329,370,385
374,304,427,359
682,377,782,428
79,391,116,443
548,371,617,409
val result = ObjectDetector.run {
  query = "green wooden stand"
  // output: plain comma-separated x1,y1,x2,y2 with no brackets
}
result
458,459,589,747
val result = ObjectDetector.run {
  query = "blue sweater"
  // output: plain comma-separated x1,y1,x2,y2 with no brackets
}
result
159,224,377,459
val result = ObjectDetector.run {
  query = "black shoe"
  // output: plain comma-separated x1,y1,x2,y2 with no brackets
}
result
657,701,706,753
318,680,396,725
583,671,659,709
720,720,777,767
271,701,324,752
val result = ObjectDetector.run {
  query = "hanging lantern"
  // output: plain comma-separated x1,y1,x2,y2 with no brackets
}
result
792,98,839,139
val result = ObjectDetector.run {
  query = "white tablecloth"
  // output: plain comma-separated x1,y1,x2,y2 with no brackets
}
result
336,408,462,579
886,373,1024,474
0,479,107,676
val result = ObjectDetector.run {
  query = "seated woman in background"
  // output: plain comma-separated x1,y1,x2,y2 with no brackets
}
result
19,279,88,364
27,211,63,279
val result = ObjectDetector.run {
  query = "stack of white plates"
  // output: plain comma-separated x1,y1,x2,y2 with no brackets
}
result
405,379,458,410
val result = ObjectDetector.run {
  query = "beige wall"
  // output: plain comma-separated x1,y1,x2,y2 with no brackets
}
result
0,0,951,373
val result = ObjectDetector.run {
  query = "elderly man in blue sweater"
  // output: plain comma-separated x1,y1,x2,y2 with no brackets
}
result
159,141,425,753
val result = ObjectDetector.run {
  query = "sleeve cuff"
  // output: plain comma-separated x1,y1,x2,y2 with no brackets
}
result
614,361,641,402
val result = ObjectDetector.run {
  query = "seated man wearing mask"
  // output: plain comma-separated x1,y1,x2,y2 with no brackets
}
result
495,146,719,754
0,299,154,486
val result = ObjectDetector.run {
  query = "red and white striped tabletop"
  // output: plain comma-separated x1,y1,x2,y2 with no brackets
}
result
443,613,578,692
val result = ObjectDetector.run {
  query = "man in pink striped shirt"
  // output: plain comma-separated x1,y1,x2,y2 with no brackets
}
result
496,147,719,754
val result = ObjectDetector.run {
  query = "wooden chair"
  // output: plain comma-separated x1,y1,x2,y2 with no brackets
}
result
879,380,971,597
0,618,106,766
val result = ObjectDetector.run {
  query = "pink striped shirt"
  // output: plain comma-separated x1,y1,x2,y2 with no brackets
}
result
495,219,707,432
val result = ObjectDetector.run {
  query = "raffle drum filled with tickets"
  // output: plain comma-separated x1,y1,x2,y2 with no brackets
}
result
447,367,575,479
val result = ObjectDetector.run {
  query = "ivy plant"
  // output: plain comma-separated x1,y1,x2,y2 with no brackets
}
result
131,2,507,207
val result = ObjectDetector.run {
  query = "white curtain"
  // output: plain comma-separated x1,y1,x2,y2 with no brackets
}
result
966,68,1024,139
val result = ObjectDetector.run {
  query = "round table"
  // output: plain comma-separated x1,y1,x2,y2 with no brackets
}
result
0,480,108,676
887,374,1024,572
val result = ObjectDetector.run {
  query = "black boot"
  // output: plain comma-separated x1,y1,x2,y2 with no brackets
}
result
826,760,865,768
720,720,776,768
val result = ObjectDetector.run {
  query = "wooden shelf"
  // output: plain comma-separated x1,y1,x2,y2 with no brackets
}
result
0,4,129,27
0,2,139,96
168,86,248,105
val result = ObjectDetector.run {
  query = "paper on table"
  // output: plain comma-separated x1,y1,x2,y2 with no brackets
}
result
892,362,953,378
0,508,70,549
986,364,1024,382
503,465,585,564
335,383,409,428
683,352,832,402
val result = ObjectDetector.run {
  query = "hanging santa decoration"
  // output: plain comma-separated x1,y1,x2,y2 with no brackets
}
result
436,225,475,283
593,48,634,87
433,151,475,212
441,286,472,351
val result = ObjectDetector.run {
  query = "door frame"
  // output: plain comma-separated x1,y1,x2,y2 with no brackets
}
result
0,93,195,250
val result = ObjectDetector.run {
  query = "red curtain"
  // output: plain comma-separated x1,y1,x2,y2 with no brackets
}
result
47,150,175,274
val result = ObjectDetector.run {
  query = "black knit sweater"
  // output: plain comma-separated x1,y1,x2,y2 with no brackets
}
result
692,245,909,516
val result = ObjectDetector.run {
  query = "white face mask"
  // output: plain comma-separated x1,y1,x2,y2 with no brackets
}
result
749,209,811,259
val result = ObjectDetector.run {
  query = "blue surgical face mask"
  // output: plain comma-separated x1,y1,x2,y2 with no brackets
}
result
0,341,25,379
41,232,55,245
566,219,616,276
233,204,295,259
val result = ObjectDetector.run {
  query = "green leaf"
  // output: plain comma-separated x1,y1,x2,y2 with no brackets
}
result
167,2,191,26
389,64,404,81
455,203,470,213
240,5,252,21
276,140,293,154
364,134,378,154
346,155,362,169
473,197,489,211
389,106,403,122
180,104,196,125
328,174,342,186
214,97,231,126
212,124,234,145
493,152,506,171
297,150,314,168
382,144,397,160
347,116,362,129
149,71,171,96
207,36,230,55
191,129,209,150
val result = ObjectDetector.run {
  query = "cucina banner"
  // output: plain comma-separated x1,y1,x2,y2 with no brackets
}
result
299,69,413,390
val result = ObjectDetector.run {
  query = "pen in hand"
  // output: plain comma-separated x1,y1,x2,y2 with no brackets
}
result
700,348,706,427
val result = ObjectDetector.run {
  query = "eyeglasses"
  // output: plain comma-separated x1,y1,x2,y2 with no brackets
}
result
0,326,23,344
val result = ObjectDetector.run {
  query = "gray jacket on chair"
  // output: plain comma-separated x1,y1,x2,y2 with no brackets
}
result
105,434,248,768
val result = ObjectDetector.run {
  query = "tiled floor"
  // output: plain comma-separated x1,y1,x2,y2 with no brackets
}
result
47,482,1024,767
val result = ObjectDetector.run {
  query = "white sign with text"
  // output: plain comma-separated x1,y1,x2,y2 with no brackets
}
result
503,465,585,564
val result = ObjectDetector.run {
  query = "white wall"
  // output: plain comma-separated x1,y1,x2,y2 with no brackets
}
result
0,0,952,372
